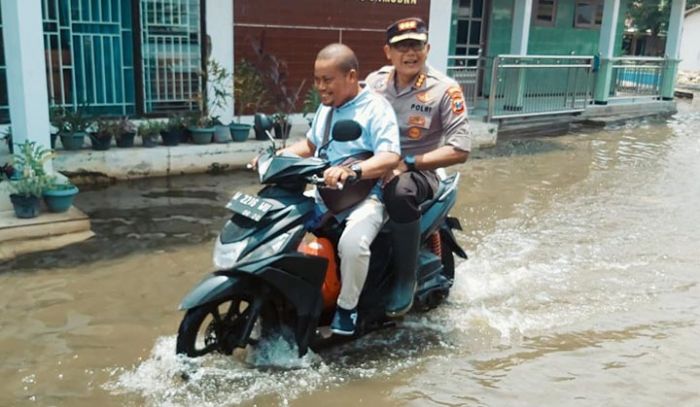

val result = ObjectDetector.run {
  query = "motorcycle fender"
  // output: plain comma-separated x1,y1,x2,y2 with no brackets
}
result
440,223,468,259
178,274,241,310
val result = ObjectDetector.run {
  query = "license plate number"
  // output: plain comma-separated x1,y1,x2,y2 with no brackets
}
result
226,192,273,221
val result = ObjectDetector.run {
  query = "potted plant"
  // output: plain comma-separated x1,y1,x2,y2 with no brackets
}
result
138,121,163,148
90,118,118,151
188,59,232,144
49,105,65,149
43,176,79,213
1,127,12,155
302,87,321,127
115,117,137,148
231,59,267,142
251,36,306,146
2,141,52,218
162,114,187,145
60,107,92,150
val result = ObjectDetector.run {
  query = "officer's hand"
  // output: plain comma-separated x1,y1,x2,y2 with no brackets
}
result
323,166,354,189
381,161,408,186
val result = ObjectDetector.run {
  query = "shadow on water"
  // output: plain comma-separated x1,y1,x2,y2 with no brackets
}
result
1,172,260,273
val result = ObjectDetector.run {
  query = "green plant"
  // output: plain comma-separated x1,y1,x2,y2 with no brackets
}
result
138,121,163,142
251,35,306,141
302,87,321,121
49,105,67,133
1,127,11,151
93,118,121,140
192,59,232,128
233,59,268,123
117,116,137,134
165,114,186,131
61,107,93,133
2,141,53,198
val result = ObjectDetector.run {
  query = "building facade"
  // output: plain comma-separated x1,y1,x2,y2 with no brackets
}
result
680,6,700,71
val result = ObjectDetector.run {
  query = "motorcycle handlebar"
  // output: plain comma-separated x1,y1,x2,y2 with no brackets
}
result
307,174,358,190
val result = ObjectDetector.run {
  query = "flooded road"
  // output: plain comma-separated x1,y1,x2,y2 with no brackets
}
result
2,101,700,406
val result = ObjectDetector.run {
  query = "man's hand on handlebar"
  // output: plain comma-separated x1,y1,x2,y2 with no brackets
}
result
323,166,357,189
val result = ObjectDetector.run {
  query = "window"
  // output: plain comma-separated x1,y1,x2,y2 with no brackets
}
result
140,0,202,113
40,0,203,117
533,0,557,27
574,0,604,29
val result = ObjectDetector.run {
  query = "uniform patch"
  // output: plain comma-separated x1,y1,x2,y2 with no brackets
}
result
408,115,426,127
408,127,422,140
416,92,432,103
447,86,466,115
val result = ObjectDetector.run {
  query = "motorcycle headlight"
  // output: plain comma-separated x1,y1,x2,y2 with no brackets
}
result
213,237,247,269
241,232,290,263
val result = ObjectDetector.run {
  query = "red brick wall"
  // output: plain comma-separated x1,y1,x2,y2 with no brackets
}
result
233,0,431,112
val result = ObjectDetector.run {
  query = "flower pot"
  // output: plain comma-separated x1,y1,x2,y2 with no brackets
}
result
188,127,214,144
229,123,251,142
116,132,136,148
142,137,158,148
89,134,113,151
274,121,292,139
50,132,59,149
60,132,86,150
43,185,79,213
160,130,181,146
213,125,230,143
9,194,41,219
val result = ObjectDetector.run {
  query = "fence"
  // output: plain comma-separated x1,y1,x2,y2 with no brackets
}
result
446,55,484,109
487,55,594,121
608,56,664,100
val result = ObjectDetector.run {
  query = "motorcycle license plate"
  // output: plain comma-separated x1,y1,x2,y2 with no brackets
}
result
226,192,273,221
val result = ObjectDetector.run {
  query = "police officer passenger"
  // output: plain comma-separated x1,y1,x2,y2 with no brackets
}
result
365,17,471,317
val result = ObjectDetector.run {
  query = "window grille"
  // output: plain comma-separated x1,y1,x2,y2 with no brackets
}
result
42,0,136,115
140,0,202,113
533,0,557,27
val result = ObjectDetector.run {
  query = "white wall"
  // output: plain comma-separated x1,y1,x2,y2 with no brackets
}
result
680,11,700,71
427,0,453,73
206,0,234,124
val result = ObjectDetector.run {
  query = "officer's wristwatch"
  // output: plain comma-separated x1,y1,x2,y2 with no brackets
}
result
403,155,417,171
350,163,363,180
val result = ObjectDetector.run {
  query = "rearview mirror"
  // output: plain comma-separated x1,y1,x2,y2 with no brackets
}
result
332,120,362,142
255,113,274,131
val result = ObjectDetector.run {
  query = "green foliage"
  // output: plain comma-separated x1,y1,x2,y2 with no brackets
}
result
193,58,232,126
165,114,187,131
137,121,164,141
93,118,122,140
233,59,269,122
302,87,321,118
627,0,700,35
2,141,53,198
60,107,93,133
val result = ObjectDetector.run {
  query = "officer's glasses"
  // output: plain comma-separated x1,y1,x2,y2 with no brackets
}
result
391,40,426,53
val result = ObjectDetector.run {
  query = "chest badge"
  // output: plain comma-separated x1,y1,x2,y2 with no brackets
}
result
416,92,432,103
408,127,422,140
408,115,426,127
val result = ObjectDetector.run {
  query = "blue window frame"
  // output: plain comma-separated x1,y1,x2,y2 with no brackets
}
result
37,0,203,117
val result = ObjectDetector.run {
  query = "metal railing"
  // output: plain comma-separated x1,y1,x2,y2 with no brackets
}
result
42,0,136,115
608,56,664,100
487,55,594,121
446,55,485,109
140,0,202,114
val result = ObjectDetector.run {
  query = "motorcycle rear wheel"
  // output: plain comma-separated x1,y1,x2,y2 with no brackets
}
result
176,284,280,358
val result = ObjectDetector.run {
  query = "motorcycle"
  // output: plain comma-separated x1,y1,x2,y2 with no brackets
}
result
175,114,467,358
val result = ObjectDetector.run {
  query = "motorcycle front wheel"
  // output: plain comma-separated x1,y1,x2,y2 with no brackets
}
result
176,283,280,358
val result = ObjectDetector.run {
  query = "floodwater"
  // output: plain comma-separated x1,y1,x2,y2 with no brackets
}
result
2,100,700,406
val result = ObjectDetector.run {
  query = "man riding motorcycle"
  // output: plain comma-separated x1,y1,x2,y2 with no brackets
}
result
272,43,401,335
